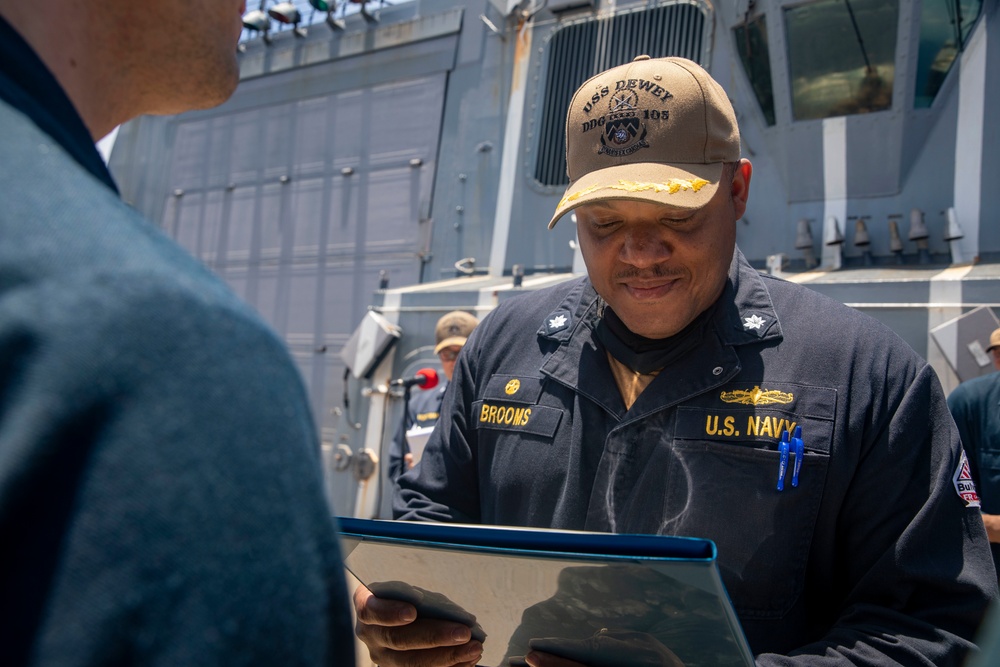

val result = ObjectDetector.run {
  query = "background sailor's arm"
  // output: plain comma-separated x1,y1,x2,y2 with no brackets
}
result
394,337,482,523
983,513,1000,543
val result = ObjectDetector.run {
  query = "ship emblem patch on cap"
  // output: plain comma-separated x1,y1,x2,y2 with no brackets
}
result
599,89,650,158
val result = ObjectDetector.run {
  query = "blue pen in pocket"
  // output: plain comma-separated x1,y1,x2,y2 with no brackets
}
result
777,429,790,491
791,425,804,487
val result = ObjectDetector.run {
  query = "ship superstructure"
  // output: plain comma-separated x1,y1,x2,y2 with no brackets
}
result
109,0,1000,516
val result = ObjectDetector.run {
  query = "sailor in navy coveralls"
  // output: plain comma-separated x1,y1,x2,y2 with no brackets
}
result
356,56,998,667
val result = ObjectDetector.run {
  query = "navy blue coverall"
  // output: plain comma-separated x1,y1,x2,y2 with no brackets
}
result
397,250,998,665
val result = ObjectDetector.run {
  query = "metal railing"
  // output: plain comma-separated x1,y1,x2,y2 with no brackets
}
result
240,0,415,42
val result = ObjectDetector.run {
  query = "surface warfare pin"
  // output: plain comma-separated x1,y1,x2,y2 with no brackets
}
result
953,450,981,508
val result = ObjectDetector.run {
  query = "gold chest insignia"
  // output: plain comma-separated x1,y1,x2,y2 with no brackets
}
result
720,385,794,405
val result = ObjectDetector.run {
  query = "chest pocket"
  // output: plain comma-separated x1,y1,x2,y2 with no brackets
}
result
471,374,562,439
666,384,836,619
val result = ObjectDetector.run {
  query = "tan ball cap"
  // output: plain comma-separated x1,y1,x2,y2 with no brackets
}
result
988,327,1000,353
434,311,479,354
549,55,741,228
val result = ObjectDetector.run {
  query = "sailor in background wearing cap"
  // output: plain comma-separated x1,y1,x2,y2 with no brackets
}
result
388,311,479,483
355,56,997,666
949,327,1000,582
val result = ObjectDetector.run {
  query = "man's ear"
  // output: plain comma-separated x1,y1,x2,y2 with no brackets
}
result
730,159,752,220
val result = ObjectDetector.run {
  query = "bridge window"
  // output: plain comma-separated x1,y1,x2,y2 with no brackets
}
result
534,1,711,187
784,0,898,121
734,13,775,126
914,0,982,108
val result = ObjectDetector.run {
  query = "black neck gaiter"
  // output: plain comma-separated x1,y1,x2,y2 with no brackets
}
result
594,301,716,374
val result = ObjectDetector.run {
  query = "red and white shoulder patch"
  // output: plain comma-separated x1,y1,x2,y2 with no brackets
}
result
953,450,981,508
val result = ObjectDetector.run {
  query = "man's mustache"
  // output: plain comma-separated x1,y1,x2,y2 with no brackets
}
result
613,265,684,281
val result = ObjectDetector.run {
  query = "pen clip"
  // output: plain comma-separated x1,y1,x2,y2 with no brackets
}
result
776,430,790,491
791,425,804,488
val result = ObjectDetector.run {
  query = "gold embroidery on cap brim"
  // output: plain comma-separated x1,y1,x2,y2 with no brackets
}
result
558,178,710,209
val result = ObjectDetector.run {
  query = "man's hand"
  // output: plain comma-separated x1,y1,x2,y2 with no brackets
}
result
404,453,415,470
353,585,484,667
